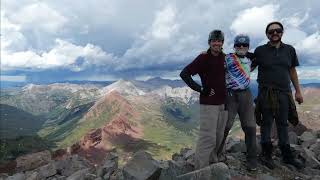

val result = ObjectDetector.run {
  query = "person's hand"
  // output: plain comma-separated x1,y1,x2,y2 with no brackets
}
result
201,87,215,96
209,89,215,96
295,91,303,104
250,64,257,72
246,52,255,59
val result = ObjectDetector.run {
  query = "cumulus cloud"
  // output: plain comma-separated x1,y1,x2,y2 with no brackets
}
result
230,4,279,38
297,67,320,80
297,32,320,54
295,32,320,65
8,3,68,34
1,12,28,51
1,0,320,81
2,39,116,71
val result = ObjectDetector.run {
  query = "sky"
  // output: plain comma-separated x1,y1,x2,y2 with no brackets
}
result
1,0,320,82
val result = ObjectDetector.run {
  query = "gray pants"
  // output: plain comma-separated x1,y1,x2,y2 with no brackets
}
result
218,89,257,160
195,104,228,169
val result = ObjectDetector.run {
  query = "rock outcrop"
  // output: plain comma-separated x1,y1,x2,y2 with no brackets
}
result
1,129,320,180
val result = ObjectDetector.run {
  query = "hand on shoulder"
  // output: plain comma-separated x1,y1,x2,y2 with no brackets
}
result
245,52,255,60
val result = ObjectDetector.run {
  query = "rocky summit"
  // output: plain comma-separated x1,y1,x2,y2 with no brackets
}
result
1,129,320,180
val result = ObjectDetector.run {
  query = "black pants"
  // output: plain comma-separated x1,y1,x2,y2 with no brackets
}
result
260,92,289,146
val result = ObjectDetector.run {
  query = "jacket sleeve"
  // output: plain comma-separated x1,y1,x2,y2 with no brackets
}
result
180,68,202,93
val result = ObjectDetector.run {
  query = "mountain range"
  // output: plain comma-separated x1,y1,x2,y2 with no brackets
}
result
0,77,319,167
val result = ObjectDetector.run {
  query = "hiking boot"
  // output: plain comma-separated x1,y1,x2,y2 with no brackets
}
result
280,144,304,170
260,142,275,169
260,155,275,170
247,158,258,171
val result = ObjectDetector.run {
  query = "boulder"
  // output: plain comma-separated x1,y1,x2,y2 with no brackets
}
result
288,131,298,145
256,174,280,180
230,175,256,180
123,151,162,180
16,150,51,172
159,160,194,180
300,131,317,143
300,148,320,169
176,162,231,180
183,149,195,160
37,162,57,179
309,141,320,157
302,167,320,177
96,151,118,178
0,173,9,179
5,173,26,180
54,155,92,177
227,140,246,153
66,168,91,180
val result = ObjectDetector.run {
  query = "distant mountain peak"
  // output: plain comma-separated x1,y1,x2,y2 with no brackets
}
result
22,84,38,91
146,77,164,81
100,79,146,96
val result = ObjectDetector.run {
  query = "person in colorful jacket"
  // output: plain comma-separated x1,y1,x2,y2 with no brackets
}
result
180,30,228,170
219,34,257,171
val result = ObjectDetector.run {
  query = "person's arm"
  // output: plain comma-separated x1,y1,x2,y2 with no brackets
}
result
250,61,258,72
246,52,255,60
289,47,303,104
179,54,213,96
180,69,213,96
250,50,258,72
179,68,202,92
290,67,303,104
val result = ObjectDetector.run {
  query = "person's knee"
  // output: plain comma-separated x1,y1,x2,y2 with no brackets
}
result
276,118,288,127
261,119,273,127
243,126,256,135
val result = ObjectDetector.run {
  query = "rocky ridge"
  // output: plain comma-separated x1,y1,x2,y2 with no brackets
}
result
1,129,320,180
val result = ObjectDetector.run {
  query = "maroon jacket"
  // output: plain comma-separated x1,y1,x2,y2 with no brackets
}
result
183,50,226,105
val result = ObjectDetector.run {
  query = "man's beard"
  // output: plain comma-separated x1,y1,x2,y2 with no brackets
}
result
270,35,281,43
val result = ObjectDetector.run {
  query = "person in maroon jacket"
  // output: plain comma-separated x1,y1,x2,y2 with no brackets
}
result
180,30,228,169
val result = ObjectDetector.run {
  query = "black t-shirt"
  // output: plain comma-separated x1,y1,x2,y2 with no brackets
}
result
254,42,299,91
184,51,226,105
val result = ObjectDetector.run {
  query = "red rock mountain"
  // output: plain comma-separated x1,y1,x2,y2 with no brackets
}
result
57,91,143,164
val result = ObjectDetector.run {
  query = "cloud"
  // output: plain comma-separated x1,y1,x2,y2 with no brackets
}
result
0,75,26,82
1,0,320,82
1,39,116,71
297,66,320,80
1,12,28,51
8,2,68,34
230,4,279,38
295,32,320,65
149,5,179,40
296,32,320,54
117,4,201,71
282,11,310,28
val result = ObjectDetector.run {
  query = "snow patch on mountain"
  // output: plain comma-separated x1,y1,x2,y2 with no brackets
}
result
150,85,199,104
100,79,146,96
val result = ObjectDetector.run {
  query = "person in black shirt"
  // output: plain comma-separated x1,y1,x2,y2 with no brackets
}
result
253,21,304,169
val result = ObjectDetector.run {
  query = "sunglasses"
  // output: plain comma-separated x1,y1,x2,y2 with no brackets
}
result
267,28,283,35
235,43,249,48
